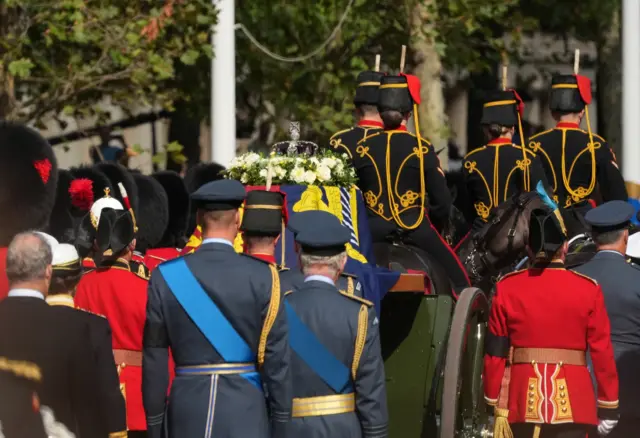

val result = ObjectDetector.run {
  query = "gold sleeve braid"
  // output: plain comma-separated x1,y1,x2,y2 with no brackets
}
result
351,304,369,380
0,357,42,382
258,264,281,367
108,431,128,438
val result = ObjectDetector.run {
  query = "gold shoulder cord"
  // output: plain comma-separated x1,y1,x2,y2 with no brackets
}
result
383,96,426,230
258,264,281,367
351,304,369,380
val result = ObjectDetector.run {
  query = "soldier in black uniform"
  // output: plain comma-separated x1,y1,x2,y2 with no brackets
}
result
0,358,46,438
353,74,470,293
285,210,387,437
462,90,548,226
46,241,127,438
528,74,627,236
329,71,385,162
143,179,292,438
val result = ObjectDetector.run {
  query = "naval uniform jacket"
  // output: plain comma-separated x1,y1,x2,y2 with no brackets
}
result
484,262,619,425
462,138,548,224
527,122,627,209
352,127,451,231
75,257,151,432
142,241,292,438
0,364,47,438
329,120,384,164
47,294,127,437
0,290,101,437
574,251,640,418
286,276,388,438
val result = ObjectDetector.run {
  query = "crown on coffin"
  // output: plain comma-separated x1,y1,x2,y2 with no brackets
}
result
271,121,319,156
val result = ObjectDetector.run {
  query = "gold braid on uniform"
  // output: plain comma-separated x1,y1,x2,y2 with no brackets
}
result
382,95,426,230
0,357,42,382
258,264,281,367
108,431,128,438
351,304,369,380
552,84,597,205
346,277,354,295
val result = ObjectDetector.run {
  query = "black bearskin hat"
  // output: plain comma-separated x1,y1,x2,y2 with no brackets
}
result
184,162,226,234
69,166,114,209
49,169,76,243
95,162,139,213
0,122,58,246
152,171,189,248
132,173,169,253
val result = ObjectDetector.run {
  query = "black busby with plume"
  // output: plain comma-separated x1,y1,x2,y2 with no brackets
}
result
0,122,58,246
49,169,76,243
152,171,190,248
131,173,169,253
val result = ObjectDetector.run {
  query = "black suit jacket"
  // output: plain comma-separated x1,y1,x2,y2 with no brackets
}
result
49,304,127,436
0,296,101,437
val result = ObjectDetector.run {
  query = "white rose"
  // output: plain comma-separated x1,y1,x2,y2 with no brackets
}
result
321,157,337,169
335,168,345,177
303,170,317,184
259,169,268,178
336,161,344,172
275,166,286,178
244,153,260,166
316,165,331,182
291,167,306,184
240,173,249,184
309,157,320,166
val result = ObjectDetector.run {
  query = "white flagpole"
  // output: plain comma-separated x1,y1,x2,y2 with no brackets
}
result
623,0,640,195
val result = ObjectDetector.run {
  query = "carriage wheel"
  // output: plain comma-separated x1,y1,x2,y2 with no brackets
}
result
439,287,490,438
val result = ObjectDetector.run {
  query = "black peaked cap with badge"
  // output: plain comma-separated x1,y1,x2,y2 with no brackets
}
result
287,211,318,237
354,71,385,107
240,190,285,237
295,210,350,257
0,122,58,246
191,179,246,211
584,200,635,234
132,173,169,252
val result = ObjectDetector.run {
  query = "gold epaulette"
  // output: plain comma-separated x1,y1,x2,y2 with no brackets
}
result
529,128,554,140
258,265,280,367
338,290,373,306
0,357,42,382
330,127,353,140
497,268,527,282
463,146,487,160
358,131,383,144
570,270,599,286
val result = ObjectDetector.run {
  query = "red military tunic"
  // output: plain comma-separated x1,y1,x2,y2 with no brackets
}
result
75,257,150,431
484,261,619,426
144,247,181,271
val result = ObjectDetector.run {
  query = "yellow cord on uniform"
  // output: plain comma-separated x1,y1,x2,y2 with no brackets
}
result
385,103,426,230
560,106,596,204
517,113,529,191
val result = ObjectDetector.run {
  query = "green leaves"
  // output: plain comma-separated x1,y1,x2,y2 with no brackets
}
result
8,59,34,78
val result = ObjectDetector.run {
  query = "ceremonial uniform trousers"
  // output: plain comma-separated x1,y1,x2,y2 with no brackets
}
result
484,263,619,435
329,121,383,165
462,138,549,226
144,248,181,271
75,258,151,433
285,279,388,438
353,129,470,292
528,124,628,236
574,251,640,437
142,242,292,438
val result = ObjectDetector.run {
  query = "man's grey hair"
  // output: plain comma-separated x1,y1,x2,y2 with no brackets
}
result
6,231,52,284
593,229,626,247
300,250,347,278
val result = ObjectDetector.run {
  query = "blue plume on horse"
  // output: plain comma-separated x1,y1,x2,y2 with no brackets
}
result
536,181,558,211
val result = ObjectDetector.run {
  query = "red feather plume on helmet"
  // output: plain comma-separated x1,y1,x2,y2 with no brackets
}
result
69,178,94,211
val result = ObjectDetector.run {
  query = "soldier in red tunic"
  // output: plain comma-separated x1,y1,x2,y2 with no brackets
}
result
484,187,619,438
0,123,58,300
75,189,150,437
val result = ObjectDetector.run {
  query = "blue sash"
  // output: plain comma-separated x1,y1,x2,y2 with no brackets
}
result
285,301,353,393
158,259,262,390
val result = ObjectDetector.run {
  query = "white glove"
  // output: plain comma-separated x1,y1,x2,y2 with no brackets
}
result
598,418,618,436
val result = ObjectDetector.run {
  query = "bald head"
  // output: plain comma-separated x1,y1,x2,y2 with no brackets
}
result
6,231,53,293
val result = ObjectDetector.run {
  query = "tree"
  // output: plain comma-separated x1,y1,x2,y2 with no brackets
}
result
0,0,217,127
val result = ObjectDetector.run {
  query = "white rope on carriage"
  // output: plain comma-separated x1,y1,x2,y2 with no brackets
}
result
234,0,355,63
